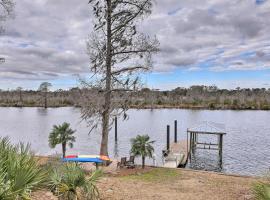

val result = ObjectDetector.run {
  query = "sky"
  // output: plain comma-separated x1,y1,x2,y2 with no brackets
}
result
1,0,270,90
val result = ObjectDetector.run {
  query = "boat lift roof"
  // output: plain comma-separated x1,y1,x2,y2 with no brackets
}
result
187,121,226,135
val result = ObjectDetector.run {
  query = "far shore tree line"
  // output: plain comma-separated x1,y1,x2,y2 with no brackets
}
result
1,85,270,110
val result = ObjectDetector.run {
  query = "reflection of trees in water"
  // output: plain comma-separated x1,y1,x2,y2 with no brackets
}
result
188,150,223,172
114,142,119,158
36,108,48,116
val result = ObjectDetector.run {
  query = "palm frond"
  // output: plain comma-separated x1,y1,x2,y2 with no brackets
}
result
253,182,270,200
130,134,155,168
0,137,48,199
48,122,76,157
49,163,102,200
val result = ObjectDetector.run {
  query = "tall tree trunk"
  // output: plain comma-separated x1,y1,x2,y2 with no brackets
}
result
62,142,66,158
19,91,22,102
100,0,112,157
142,156,145,169
44,92,47,108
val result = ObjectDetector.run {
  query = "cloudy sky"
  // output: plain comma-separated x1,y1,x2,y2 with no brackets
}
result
1,0,270,90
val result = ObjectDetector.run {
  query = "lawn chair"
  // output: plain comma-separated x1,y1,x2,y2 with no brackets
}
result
126,156,135,168
117,157,127,168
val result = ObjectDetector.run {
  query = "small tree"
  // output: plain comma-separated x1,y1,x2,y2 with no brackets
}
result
48,122,76,158
39,82,52,108
130,134,155,168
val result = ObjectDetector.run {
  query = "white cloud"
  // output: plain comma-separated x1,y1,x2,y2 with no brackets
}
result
1,0,270,89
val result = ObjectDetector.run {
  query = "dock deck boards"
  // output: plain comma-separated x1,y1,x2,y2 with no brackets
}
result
163,140,190,168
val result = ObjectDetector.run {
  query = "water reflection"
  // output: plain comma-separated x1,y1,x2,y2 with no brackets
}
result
113,141,119,158
36,108,48,115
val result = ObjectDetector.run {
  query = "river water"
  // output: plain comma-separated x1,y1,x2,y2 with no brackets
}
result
0,107,269,176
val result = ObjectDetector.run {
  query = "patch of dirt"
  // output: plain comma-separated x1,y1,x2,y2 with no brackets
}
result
98,168,257,200
31,190,57,200
112,166,153,177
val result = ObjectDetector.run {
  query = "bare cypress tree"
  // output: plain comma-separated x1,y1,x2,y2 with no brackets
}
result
0,0,15,63
39,82,52,108
82,0,159,156
16,86,23,105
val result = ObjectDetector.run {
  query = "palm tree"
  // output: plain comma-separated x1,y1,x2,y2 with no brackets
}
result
39,82,52,108
49,122,76,158
130,134,155,169
50,163,102,200
0,137,47,199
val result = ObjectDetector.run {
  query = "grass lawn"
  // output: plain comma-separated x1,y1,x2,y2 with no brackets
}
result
122,168,181,182
98,167,257,200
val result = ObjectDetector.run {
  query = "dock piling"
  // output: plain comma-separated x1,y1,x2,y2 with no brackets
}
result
219,134,223,162
174,120,177,143
167,125,170,151
189,131,192,158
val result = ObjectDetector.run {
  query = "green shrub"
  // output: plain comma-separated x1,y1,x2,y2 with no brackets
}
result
157,100,163,105
233,99,239,106
50,163,102,200
223,99,231,105
261,105,270,110
209,102,216,109
134,100,140,105
0,137,47,199
253,182,270,200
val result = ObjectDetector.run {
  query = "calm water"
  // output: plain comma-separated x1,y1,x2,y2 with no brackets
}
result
0,107,269,176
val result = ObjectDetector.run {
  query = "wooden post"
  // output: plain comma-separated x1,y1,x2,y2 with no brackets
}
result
167,125,170,151
192,132,195,150
174,120,177,143
195,133,198,147
115,117,118,142
189,132,193,157
219,134,223,162
189,131,191,158
186,130,189,159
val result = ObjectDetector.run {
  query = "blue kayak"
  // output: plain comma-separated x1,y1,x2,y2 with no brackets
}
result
62,157,103,163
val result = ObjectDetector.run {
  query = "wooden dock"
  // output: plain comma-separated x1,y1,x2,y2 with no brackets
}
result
163,140,189,168
162,121,226,169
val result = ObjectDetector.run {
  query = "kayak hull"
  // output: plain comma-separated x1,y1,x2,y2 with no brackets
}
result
63,157,103,163
77,155,110,161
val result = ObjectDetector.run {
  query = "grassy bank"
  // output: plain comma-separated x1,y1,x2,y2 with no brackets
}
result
98,167,257,200
30,156,262,200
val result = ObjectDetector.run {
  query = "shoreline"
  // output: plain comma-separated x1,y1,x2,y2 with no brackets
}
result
35,155,263,179
1,104,270,111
